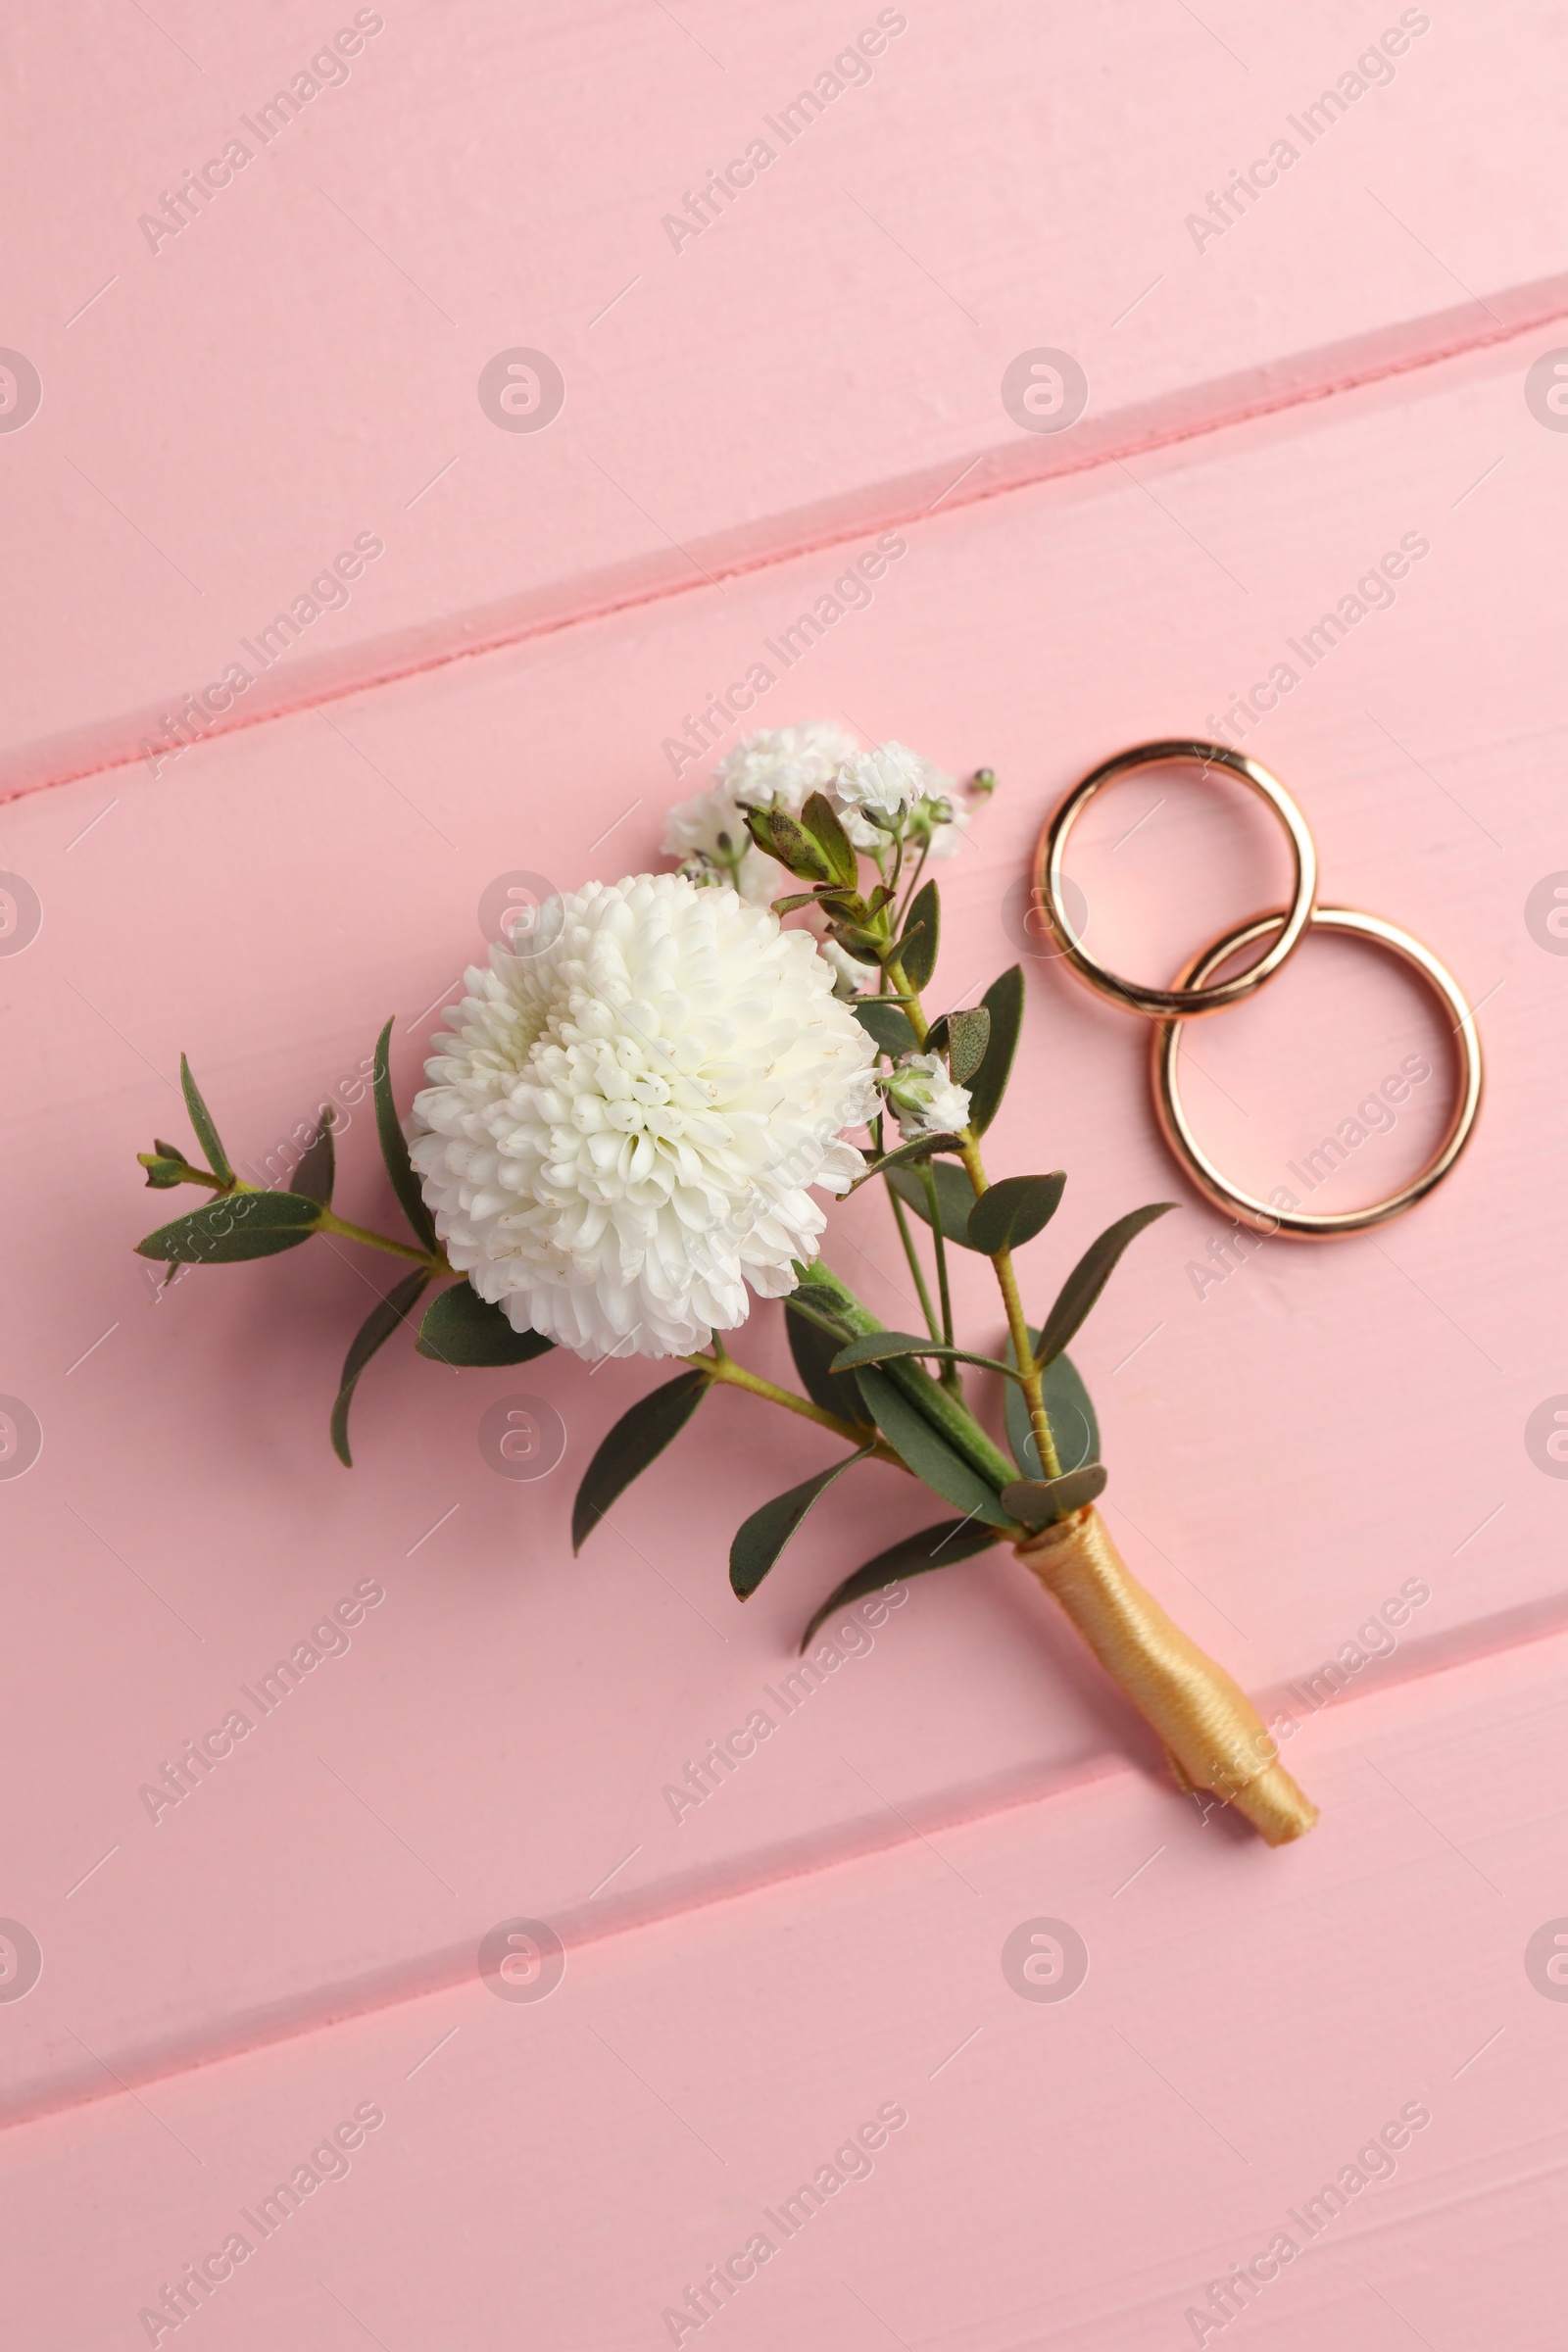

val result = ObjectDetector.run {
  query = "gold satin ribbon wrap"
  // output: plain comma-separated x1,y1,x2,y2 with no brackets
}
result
1015,1505,1318,1845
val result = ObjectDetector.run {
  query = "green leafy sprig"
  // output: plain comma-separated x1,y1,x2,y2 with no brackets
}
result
135,1028,551,1465
577,779,1173,1630
131,768,1173,1645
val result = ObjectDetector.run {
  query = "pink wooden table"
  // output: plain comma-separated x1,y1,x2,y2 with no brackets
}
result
4,3,1567,2344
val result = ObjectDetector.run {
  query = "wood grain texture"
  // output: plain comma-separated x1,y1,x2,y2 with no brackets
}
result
3,1631,1563,2346
5,0,1568,787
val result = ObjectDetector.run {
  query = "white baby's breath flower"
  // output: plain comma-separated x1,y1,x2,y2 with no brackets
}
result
884,1052,971,1139
711,843,790,906
712,722,861,813
409,873,879,1361
816,935,872,996
662,779,791,907
833,741,956,850
661,780,749,870
700,847,789,907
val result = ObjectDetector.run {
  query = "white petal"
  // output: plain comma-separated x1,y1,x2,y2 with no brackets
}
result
414,870,878,1360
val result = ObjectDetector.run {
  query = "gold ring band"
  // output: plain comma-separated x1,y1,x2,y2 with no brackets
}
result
1152,906,1484,1238
1035,741,1318,1019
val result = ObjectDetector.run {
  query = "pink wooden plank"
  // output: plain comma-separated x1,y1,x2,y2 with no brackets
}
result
6,0,1568,787
2,320,1563,2138
2,1627,1562,2347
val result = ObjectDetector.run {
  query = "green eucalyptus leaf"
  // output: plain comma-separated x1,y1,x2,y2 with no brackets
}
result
372,1017,438,1252
965,966,1024,1136
797,1517,1002,1650
800,792,858,888
330,1269,430,1467
1037,1202,1176,1367
290,1106,336,1206
780,1278,854,1346
886,1158,980,1250
944,1005,992,1085
898,879,940,991
416,1283,556,1366
853,1000,919,1057
1004,1341,1101,1479
730,1446,875,1598
1000,1464,1108,1528
853,1366,1011,1528
179,1054,233,1186
135,1190,322,1263
830,1331,1016,1379
571,1370,709,1553
792,1262,1016,1491
785,1300,872,1427
966,1171,1067,1257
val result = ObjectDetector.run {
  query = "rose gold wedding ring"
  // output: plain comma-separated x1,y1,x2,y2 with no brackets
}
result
1034,741,1318,1019
1031,742,1483,1233
1152,906,1484,1237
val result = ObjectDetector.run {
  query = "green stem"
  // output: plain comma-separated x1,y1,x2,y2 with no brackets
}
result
957,1138,1061,1481
138,1156,450,1276
139,1157,227,1191
894,836,932,933
885,957,929,1045
794,1261,1015,1490
686,1348,898,1461
916,1158,960,1392
870,1099,943,1356
318,1208,448,1271
888,1186,942,1346
882,958,1061,1481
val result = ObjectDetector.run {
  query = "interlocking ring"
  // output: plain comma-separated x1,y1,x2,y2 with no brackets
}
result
1032,744,1484,1235
1034,741,1318,1018
1152,906,1484,1237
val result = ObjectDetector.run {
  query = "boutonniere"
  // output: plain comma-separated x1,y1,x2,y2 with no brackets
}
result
133,721,1315,1844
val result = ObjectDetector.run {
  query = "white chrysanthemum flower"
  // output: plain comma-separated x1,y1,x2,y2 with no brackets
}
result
712,722,861,812
409,874,879,1360
834,741,956,849
884,1052,971,1139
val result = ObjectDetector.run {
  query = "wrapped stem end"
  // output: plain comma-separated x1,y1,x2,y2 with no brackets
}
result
1016,1505,1317,1847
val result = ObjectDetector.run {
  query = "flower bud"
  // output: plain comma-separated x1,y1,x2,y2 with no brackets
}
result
139,1147,191,1189
883,1053,971,1139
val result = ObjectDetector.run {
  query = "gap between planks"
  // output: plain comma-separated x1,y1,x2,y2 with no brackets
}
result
7,1581,1568,2141
5,271,1568,808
